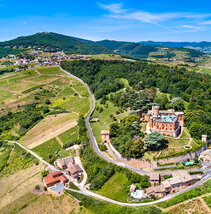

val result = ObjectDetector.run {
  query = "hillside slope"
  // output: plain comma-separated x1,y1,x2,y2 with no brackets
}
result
96,40,204,59
0,32,111,55
96,40,158,59
140,41,211,53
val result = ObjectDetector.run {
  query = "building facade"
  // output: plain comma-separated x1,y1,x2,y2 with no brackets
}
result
101,130,110,144
145,106,184,137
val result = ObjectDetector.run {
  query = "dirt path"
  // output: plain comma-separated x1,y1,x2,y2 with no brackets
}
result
35,69,40,75
56,136,63,147
1,87,22,95
74,156,87,188
71,87,82,98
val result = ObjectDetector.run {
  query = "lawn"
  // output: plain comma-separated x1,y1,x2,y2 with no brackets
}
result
91,99,126,143
32,138,61,160
95,172,129,202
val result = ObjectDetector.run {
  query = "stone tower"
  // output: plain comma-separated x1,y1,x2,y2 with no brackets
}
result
152,106,160,116
101,130,110,144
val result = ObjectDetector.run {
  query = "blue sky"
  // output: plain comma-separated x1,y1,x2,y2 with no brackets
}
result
0,0,211,42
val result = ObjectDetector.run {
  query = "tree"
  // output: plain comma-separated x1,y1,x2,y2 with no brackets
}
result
171,97,185,111
110,123,119,138
144,132,168,150
45,99,51,105
41,170,49,177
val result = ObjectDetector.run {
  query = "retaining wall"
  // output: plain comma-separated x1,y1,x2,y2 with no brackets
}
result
109,142,207,169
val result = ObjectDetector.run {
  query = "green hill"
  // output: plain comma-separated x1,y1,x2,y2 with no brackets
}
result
0,32,111,55
96,40,158,59
96,40,205,59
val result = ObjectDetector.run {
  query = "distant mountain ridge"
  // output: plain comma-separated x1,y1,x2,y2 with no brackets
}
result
0,32,207,59
139,41,211,53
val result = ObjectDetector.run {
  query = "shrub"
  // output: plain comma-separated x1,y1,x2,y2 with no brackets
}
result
35,185,40,190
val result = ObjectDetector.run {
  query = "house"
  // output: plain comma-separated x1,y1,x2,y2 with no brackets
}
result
54,157,83,179
43,171,68,187
150,173,160,186
130,184,136,193
199,150,211,163
145,106,184,137
67,162,83,179
145,185,166,198
145,170,200,198
54,157,75,170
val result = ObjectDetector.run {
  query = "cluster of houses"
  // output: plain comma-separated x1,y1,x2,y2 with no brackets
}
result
42,156,83,196
54,157,83,179
7,51,90,70
145,171,200,198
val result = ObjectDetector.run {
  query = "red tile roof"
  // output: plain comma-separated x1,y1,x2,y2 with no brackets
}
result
43,171,68,186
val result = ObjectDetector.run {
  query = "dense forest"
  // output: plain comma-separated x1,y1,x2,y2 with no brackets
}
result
96,40,204,58
61,59,211,139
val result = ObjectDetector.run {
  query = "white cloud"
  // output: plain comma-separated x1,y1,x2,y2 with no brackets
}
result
200,20,211,25
181,25,201,30
97,2,126,14
98,2,211,28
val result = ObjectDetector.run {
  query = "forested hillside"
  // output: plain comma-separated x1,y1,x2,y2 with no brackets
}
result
96,40,204,58
96,40,158,58
140,41,211,53
61,59,211,139
0,32,111,55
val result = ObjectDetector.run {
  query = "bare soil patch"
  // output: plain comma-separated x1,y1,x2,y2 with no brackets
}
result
21,113,78,149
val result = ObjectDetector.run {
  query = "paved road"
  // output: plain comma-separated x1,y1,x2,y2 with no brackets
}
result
4,67,210,207
60,67,149,175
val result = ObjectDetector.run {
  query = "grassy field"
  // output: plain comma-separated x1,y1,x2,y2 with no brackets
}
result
91,99,125,143
167,198,209,214
32,137,61,159
0,163,44,210
95,172,129,202
37,66,65,75
203,195,211,208
58,126,79,145
0,192,87,214
21,113,78,148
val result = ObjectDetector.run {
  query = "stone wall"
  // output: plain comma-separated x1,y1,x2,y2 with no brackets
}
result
109,142,207,169
157,144,207,165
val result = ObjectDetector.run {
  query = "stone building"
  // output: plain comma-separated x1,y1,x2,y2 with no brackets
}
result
145,171,200,198
145,106,184,137
150,173,160,186
101,130,110,144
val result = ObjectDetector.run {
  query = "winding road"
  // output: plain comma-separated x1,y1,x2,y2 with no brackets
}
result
7,66,210,207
